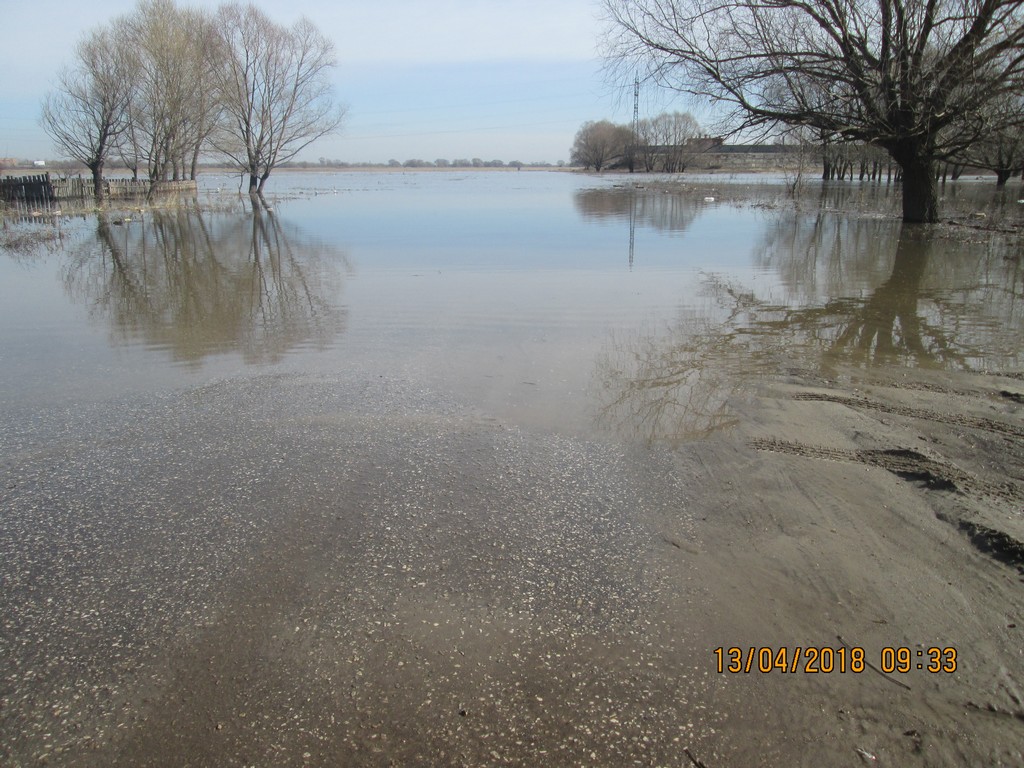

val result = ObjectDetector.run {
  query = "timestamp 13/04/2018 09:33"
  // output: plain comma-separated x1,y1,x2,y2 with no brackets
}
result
713,645,958,675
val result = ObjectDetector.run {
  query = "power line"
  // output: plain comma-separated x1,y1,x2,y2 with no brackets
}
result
343,117,580,142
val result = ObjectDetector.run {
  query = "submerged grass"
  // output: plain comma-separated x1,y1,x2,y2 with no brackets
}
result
0,191,254,256
0,217,66,257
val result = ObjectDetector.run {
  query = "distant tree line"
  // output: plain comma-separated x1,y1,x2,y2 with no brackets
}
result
785,124,1024,186
570,112,704,172
310,158,569,169
392,159,517,169
573,111,1024,187
40,0,344,202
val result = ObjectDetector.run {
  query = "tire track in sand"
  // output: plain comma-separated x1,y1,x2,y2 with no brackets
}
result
791,392,1024,440
751,438,1024,572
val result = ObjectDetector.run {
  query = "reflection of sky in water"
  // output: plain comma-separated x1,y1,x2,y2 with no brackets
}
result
0,257,100,401
2,172,1021,438
273,171,758,270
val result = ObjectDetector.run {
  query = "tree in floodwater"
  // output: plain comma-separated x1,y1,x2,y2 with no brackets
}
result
570,120,635,171
116,0,224,183
635,111,702,172
214,3,346,196
40,27,132,201
602,0,1024,223
956,98,1024,186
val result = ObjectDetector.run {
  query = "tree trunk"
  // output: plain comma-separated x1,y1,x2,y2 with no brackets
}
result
90,160,105,203
896,154,938,223
995,168,1012,187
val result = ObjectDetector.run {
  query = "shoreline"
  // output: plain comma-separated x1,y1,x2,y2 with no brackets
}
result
1,177,1021,766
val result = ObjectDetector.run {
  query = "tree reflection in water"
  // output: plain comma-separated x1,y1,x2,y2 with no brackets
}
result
598,214,1024,445
574,186,703,235
62,203,350,367
575,185,706,266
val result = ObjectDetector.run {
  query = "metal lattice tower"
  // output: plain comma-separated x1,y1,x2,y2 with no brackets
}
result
632,75,640,138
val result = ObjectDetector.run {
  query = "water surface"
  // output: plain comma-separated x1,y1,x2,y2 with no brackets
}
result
2,171,1021,440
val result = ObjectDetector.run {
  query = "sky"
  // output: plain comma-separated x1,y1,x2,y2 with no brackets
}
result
0,0,695,165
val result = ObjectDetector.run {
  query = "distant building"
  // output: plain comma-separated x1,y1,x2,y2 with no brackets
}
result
692,142,800,172
687,136,725,153
33,160,46,167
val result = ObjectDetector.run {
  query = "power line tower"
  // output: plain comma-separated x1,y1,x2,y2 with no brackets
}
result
632,75,640,138
627,74,640,175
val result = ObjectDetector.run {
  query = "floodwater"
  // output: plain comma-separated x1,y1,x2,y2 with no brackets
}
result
4,172,1020,435
1,170,1022,765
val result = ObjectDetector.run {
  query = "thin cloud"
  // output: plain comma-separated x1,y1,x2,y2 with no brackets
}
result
0,0,630,163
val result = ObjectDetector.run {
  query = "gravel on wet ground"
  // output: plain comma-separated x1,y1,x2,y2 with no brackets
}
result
0,373,723,766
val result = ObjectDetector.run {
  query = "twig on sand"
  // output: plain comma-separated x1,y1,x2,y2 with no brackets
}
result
837,635,912,691
965,700,1024,722
855,746,878,763
684,747,710,768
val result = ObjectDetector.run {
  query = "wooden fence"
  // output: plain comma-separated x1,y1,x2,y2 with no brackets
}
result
1,173,198,204
0,174,55,204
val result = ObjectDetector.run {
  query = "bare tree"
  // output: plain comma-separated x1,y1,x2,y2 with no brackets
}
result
183,7,227,181
656,111,701,172
634,111,702,172
214,3,346,196
957,98,1024,186
40,27,132,201
115,0,223,184
570,120,634,171
634,117,660,171
602,0,1024,223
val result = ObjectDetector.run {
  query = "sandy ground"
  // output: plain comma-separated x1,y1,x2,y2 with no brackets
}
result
660,364,1024,765
1,359,1021,767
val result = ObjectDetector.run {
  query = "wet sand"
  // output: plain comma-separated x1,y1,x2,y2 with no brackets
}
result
669,364,1024,765
1,359,1022,767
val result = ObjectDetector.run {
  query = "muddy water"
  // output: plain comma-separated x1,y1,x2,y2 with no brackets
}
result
1,172,1022,766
